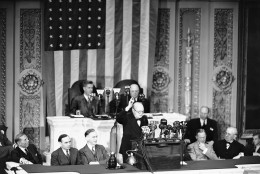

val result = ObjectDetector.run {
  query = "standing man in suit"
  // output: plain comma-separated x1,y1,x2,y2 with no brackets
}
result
110,84,150,114
71,80,99,117
51,134,80,165
213,127,245,159
79,129,109,165
187,129,219,160
11,133,42,164
117,101,148,163
184,106,218,144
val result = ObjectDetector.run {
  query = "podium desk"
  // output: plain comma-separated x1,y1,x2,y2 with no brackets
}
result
47,113,187,153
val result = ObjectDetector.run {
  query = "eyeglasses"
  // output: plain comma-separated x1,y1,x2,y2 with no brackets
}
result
133,107,144,114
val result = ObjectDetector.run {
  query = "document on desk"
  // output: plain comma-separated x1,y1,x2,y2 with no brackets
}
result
236,164,260,169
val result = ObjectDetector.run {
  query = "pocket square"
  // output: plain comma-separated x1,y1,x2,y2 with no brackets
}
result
210,127,214,131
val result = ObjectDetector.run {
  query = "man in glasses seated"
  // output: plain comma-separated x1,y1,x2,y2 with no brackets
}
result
213,127,245,159
116,101,148,163
110,84,150,115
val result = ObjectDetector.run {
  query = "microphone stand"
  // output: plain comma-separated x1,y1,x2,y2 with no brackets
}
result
113,92,120,161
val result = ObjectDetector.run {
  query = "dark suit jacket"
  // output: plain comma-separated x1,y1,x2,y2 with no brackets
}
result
117,110,146,162
51,147,80,166
11,144,42,164
213,139,245,159
110,95,150,114
184,118,218,143
70,95,99,117
78,144,109,164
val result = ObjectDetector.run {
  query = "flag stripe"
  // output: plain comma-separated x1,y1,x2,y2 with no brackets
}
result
44,51,56,116
121,0,132,80
96,49,105,88
79,50,88,80
87,50,97,85
138,0,150,96
70,50,80,86
113,0,123,85
104,0,115,88
131,0,141,80
62,51,71,115
54,51,64,116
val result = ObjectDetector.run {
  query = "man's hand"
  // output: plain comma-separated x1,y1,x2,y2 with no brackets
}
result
125,98,135,111
20,158,33,164
253,152,260,156
184,139,190,144
233,152,244,159
0,130,4,134
198,143,207,151
89,161,99,165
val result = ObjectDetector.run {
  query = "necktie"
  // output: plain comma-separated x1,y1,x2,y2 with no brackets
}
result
92,147,95,154
226,142,231,149
25,148,29,154
66,150,70,158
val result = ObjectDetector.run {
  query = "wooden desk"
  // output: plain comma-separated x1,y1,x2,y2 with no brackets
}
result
14,157,260,174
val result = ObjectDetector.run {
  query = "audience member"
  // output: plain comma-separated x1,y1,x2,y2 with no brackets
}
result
51,134,80,165
110,84,150,114
79,129,109,164
187,129,219,160
0,124,13,173
184,106,218,144
0,125,13,159
252,133,260,156
11,133,42,164
117,101,148,163
213,127,245,159
70,80,99,117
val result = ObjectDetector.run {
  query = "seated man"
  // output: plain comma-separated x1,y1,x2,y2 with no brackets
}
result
117,101,148,163
51,134,80,165
11,133,42,164
70,80,99,117
252,133,260,156
184,106,218,144
0,125,13,173
110,84,150,114
187,129,219,160
245,133,260,156
79,129,109,164
0,125,13,159
213,127,245,159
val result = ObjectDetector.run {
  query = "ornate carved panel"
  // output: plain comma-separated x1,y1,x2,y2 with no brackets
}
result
0,8,6,125
212,9,234,138
20,9,41,72
178,8,201,117
19,9,42,147
151,8,171,113
19,94,41,147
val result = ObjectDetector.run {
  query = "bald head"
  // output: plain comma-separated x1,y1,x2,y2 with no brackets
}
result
130,84,139,98
132,102,144,119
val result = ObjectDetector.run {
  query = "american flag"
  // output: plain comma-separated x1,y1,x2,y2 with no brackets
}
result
44,0,106,50
44,0,158,116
